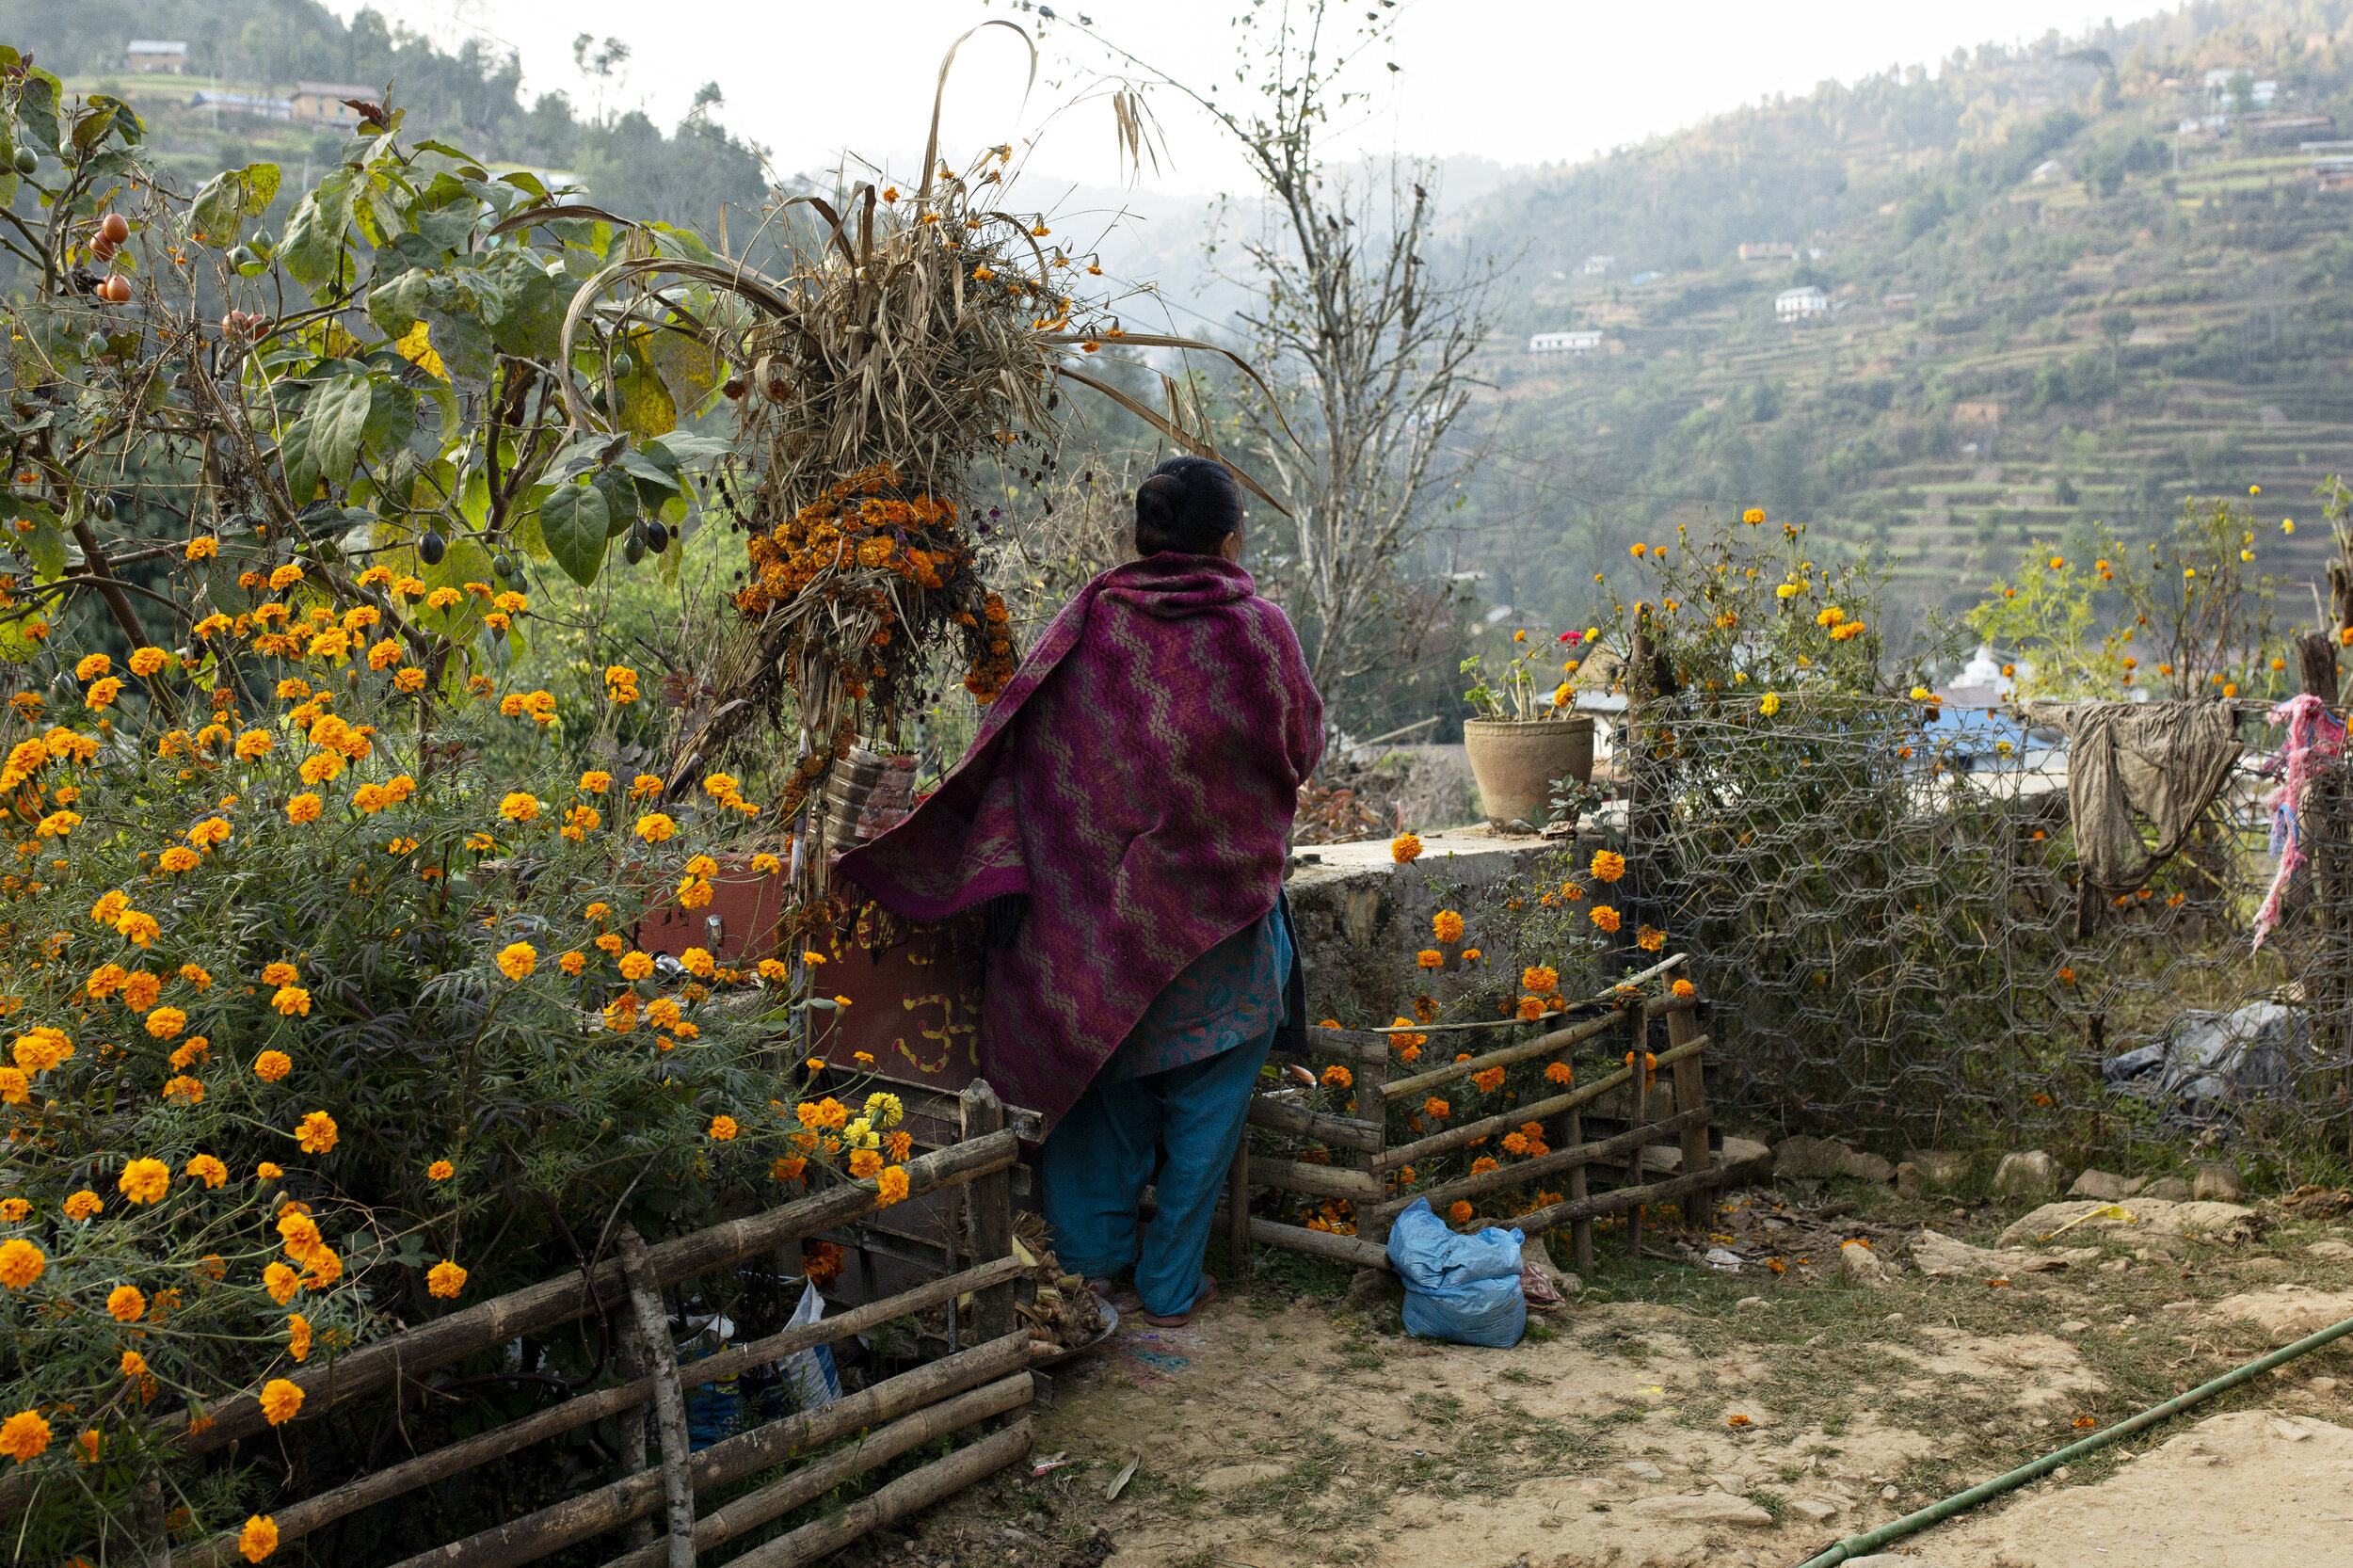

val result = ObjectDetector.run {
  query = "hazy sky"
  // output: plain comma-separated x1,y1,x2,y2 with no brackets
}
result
344,0,2144,190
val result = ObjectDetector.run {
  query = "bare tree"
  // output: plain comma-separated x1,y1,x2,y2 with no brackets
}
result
1071,2,1498,709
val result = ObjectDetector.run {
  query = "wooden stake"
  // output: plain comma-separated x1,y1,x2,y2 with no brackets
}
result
961,1080,1016,1341
616,1226,697,1568
721,1418,1034,1568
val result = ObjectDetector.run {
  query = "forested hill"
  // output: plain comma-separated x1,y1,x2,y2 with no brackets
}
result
0,0,770,229
1454,0,2353,645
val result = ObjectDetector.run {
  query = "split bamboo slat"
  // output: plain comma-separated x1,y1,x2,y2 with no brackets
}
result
155,1096,1036,1568
1233,955,1719,1274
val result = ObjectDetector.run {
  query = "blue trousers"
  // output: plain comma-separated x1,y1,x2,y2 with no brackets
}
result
1041,1032,1271,1319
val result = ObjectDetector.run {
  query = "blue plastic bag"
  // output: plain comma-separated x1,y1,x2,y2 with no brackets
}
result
1385,1197,1527,1348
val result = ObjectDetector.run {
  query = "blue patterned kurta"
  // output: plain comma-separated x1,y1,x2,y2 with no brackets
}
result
1098,899,1295,1080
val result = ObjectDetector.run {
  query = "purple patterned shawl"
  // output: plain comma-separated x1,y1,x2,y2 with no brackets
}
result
839,553,1324,1129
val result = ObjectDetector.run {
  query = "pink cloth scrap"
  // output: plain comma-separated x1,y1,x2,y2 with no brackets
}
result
2255,692,2345,949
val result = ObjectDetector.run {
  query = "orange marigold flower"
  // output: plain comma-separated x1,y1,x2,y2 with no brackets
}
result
426,1259,467,1299
1448,1201,1474,1224
1424,1096,1450,1120
1590,849,1625,883
119,1158,170,1204
708,1114,739,1142
1544,1061,1574,1084
238,1514,278,1562
259,1378,303,1425
1590,904,1622,934
427,1160,455,1181
0,1238,44,1288
295,1111,338,1153
107,1284,146,1321
1321,1064,1353,1090
1671,978,1696,999
1416,949,1444,969
1391,832,1422,863
1522,965,1559,994
1636,925,1666,952
876,1165,910,1206
64,1191,103,1221
254,1050,292,1082
0,1409,52,1463
1433,909,1465,943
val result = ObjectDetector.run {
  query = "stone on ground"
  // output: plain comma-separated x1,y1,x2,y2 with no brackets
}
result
2068,1168,2142,1200
1837,1239,1889,1286
2143,1176,2192,1200
1839,1148,1896,1183
2305,1239,2353,1260
2209,1284,2353,1342
1912,1228,2066,1277
2192,1162,2248,1201
1773,1135,1851,1179
1993,1150,2065,1197
1995,1196,2256,1248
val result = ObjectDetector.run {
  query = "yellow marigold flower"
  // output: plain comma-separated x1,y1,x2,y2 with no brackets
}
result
635,812,677,842
115,909,160,947
272,985,312,1017
119,1157,170,1204
1416,949,1444,969
0,1409,52,1463
1391,832,1422,863
268,564,304,591
630,773,664,798
296,1110,338,1152
1591,850,1625,883
496,942,536,980
1672,978,1696,999
146,1006,188,1039
258,1161,283,1181
285,793,324,824
558,951,586,976
393,665,427,695
122,971,162,1009
1774,584,1800,600
645,997,682,1030
259,1378,303,1425
185,1153,228,1188
681,947,716,978
424,585,461,611
63,1190,103,1220
120,1349,148,1377
579,770,613,794
237,1514,278,1563
1637,925,1667,952
287,1313,312,1363
88,964,128,1000
128,646,168,677
74,653,112,680
876,1165,910,1206
107,1284,146,1321
1523,965,1559,994
752,852,782,874
1433,909,1465,943
499,792,539,824
864,1091,905,1128
254,1049,292,1082
158,845,200,873
1591,904,1622,934
0,1239,46,1288
614,950,655,982
426,1259,467,1299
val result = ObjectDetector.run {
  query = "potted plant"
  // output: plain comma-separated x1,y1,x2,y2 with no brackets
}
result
1459,632,1595,827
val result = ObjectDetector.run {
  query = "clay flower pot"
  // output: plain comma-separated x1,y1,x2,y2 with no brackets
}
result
1463,716,1593,828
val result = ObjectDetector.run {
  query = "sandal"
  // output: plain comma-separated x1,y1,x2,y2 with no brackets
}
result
1138,1272,1218,1327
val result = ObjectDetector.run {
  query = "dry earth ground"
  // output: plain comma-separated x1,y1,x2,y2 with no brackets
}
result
839,1180,2353,1568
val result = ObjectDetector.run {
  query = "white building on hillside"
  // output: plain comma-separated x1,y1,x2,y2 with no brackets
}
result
1529,329,1605,353
1774,286,1829,322
126,40,188,73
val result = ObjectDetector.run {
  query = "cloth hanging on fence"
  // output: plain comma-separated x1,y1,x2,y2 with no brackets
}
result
839,552,1323,1131
2024,699,2243,937
2253,692,2346,949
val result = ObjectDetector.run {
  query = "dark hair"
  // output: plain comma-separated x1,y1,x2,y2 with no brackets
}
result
1133,456,1244,557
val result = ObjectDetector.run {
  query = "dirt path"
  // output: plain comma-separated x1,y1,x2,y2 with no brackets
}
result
854,1188,2353,1568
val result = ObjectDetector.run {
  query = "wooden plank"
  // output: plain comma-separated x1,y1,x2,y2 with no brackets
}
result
169,1255,1031,1568
1507,1164,1730,1235
1252,1158,1383,1202
1667,999,1712,1223
1369,1109,1712,1224
1625,1007,1648,1259
1245,1093,1384,1154
118,1130,1021,1477
1371,1035,1708,1172
597,1375,1033,1568
722,1417,1033,1568
1243,1215,1390,1271
1291,1028,1398,1065
1378,1010,1622,1101
384,1333,1033,1568
960,1081,1016,1341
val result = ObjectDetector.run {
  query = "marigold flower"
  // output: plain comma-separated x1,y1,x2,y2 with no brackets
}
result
1636,925,1666,952
865,1091,904,1128
681,947,716,978
0,1239,46,1288
263,1262,300,1304
877,1165,910,1206
237,1514,278,1563
1321,1064,1353,1090
1448,1201,1474,1224
1423,1096,1450,1120
258,1161,283,1181
1391,832,1422,863
0,1409,52,1463
1672,978,1696,999
1545,1060,1574,1084
186,1153,228,1188
285,793,324,824
120,1349,148,1378
163,1073,206,1104
272,985,312,1016
288,1314,312,1363
259,1378,303,1425
146,1006,189,1039
426,1259,467,1299
129,646,168,677
1590,904,1622,934
1473,1067,1507,1093
495,942,536,981
1415,949,1444,969
107,1284,146,1321
558,951,586,976
64,1190,103,1220
708,1114,739,1142
119,1158,170,1205
1517,995,1547,1021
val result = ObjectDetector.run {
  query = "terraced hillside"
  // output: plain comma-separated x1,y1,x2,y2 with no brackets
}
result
1459,4,2353,642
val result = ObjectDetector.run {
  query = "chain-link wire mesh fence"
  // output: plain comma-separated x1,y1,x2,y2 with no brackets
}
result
1613,692,2353,1183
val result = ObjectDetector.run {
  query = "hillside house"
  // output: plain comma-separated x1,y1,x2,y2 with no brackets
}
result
1579,255,1614,275
1884,292,1919,310
2029,158,2066,184
125,40,187,73
190,91,292,121
292,83,376,127
1774,286,1828,322
1529,329,1605,354
1737,242,1796,262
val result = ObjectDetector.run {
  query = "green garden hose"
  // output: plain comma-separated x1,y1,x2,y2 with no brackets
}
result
1790,1308,2353,1568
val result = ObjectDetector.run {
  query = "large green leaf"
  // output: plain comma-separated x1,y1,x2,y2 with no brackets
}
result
538,479,610,586
613,331,678,440
309,375,376,488
421,307,494,388
189,163,281,247
280,170,356,289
